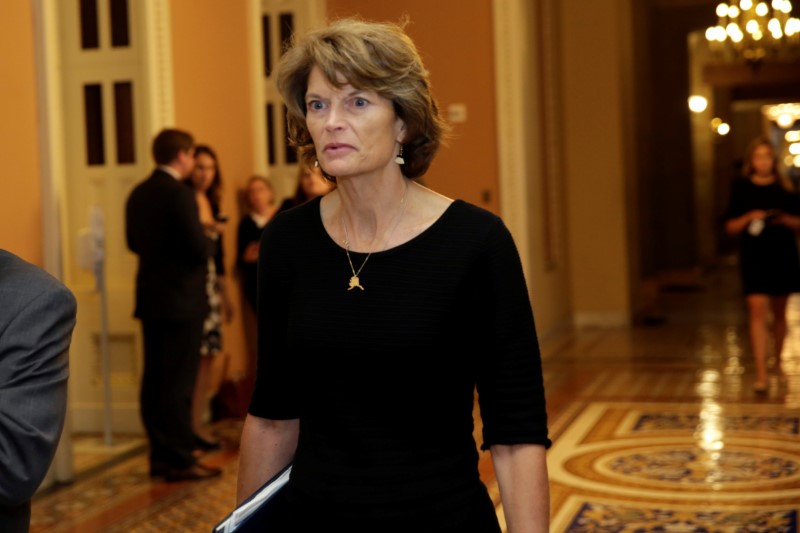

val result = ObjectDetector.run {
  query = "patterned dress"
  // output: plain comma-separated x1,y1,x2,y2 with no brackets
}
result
200,235,223,356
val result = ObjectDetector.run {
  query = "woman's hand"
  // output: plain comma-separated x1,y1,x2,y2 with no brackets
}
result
218,277,235,323
209,221,227,235
243,242,260,263
725,209,767,236
776,213,800,231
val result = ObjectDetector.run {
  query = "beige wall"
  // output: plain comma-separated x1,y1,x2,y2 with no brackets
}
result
560,0,635,325
523,0,573,337
0,1,43,266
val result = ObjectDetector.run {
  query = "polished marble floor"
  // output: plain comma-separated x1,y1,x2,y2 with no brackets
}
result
30,263,800,532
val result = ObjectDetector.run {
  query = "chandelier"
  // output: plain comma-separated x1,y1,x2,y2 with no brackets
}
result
763,102,800,128
705,1,800,64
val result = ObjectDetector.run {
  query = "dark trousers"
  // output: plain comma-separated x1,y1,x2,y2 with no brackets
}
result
140,318,204,468
0,502,30,533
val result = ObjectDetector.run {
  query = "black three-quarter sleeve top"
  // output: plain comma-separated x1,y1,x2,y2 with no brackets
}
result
249,195,550,528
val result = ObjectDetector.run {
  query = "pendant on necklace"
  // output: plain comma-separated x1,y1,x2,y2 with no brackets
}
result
348,275,364,291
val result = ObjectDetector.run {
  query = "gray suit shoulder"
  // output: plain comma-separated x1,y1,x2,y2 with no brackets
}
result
0,250,77,315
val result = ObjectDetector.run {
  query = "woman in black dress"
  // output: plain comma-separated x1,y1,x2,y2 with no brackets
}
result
235,175,277,407
237,175,278,314
235,18,550,532
724,136,800,393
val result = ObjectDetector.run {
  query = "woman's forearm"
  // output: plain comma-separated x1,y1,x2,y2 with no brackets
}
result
491,444,550,533
236,415,299,504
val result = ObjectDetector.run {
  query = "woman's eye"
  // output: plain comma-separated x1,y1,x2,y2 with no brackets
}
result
353,97,368,107
307,100,324,111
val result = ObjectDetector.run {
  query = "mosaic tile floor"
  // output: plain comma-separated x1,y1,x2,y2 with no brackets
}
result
30,264,800,532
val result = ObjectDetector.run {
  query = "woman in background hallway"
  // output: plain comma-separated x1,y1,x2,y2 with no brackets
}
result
235,18,551,532
724,136,800,393
237,176,278,315
277,159,335,214
186,144,233,447
234,175,277,408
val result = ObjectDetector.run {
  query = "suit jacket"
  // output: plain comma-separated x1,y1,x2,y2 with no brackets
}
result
125,169,214,320
0,250,77,533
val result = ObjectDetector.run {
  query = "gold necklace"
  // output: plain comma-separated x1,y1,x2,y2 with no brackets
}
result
341,180,409,291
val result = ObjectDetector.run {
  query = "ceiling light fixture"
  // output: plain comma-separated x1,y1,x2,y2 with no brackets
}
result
705,1,800,65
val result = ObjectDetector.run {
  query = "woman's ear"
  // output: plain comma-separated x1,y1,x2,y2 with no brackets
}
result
395,117,407,144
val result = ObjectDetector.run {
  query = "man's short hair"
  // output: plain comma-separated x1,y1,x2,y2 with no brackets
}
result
151,128,194,165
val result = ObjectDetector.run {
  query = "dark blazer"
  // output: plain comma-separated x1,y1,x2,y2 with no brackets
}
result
126,169,214,320
236,214,266,311
0,250,77,533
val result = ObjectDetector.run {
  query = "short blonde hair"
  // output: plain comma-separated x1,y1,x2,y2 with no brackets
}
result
276,17,449,179
244,175,274,209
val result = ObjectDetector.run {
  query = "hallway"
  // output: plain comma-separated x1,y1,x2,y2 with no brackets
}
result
30,262,800,532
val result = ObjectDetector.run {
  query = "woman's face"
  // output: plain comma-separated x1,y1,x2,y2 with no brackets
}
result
247,180,273,211
300,165,333,199
191,152,216,191
304,66,405,180
751,144,774,177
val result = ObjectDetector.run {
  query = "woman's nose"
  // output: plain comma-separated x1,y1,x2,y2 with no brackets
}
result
324,104,345,130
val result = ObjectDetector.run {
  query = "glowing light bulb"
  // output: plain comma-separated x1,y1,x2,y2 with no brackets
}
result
742,0,754,9
689,95,708,113
717,2,730,17
757,2,769,15
718,122,731,135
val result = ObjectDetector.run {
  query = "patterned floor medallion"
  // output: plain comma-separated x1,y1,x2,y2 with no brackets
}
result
549,402,800,532
555,497,798,533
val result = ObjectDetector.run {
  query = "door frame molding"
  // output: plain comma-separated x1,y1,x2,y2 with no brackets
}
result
31,0,177,485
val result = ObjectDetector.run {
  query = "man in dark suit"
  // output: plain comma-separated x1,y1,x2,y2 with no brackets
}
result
0,249,77,533
125,128,221,482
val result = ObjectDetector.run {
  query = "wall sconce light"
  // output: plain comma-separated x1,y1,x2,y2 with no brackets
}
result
711,117,730,135
689,95,709,113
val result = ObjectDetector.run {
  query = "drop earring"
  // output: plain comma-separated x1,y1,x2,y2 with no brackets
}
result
394,145,405,165
314,160,319,168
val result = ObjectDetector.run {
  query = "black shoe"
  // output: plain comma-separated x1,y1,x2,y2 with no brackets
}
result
194,434,222,451
149,462,170,477
164,463,222,482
